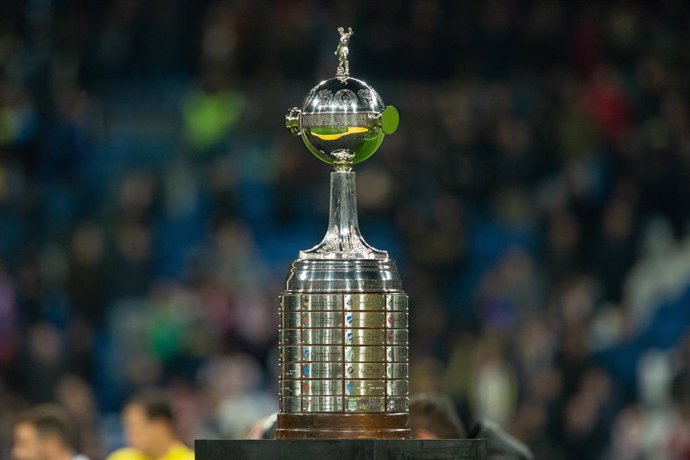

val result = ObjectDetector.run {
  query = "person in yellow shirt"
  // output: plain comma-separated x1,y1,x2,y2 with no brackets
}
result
106,388,194,460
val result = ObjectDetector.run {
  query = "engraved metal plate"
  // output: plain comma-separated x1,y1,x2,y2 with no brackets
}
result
344,311,385,328
281,362,301,379
280,329,300,344
281,397,302,413
302,328,343,344
345,329,385,345
386,363,408,379
386,380,408,396
345,346,385,362
387,397,409,412
386,312,407,328
282,312,301,328
385,329,408,345
281,346,302,363
386,346,408,362
303,396,344,412
386,294,408,311
345,396,385,412
345,294,386,311
344,363,386,379
344,379,386,396
281,295,301,312
301,380,343,396
301,311,343,328
302,295,343,311
303,362,343,378
302,345,343,362
301,112,374,129
281,380,302,397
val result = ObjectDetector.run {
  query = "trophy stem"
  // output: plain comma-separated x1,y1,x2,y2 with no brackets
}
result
299,171,387,260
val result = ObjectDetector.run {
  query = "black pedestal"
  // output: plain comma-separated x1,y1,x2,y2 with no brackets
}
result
195,439,487,459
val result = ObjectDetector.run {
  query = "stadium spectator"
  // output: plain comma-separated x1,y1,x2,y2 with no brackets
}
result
106,389,193,460
410,392,532,459
12,404,89,460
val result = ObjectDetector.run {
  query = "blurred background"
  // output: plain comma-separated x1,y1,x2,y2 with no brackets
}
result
1,0,690,458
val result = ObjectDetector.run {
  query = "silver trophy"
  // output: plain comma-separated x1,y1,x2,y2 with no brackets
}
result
278,27,408,439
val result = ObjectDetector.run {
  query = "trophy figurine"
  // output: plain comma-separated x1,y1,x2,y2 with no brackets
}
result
278,27,408,439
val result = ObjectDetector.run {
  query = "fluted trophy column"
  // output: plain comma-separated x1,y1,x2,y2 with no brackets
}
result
277,27,408,439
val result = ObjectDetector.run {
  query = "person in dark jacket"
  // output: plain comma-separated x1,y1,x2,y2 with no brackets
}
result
410,392,533,460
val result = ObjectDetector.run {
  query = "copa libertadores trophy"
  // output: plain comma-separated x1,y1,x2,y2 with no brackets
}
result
277,27,408,439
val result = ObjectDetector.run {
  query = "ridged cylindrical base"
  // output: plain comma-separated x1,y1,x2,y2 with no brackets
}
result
277,259,409,440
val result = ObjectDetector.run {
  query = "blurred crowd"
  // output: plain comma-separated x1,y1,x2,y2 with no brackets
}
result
1,0,690,459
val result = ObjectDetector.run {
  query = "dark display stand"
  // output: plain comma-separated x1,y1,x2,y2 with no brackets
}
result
195,439,487,460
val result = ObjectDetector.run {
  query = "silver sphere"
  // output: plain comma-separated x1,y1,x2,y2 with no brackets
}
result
286,77,398,168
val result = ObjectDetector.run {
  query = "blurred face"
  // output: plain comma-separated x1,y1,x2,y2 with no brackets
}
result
123,404,173,456
123,404,155,453
12,423,41,460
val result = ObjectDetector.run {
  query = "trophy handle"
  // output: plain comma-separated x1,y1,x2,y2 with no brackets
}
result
286,107,301,136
